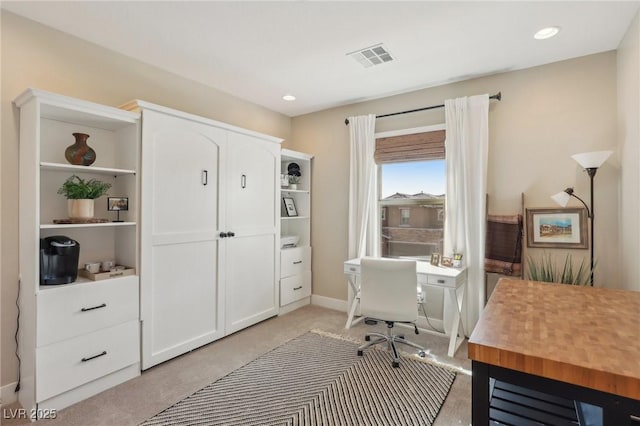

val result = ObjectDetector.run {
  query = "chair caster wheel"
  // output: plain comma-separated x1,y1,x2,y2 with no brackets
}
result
392,361,400,368
397,335,405,340
357,350,363,356
365,335,371,341
418,350,426,358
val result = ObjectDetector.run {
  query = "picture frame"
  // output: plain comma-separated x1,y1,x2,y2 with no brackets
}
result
107,197,128,223
107,197,129,211
430,253,441,266
283,197,298,217
441,256,453,267
526,207,588,249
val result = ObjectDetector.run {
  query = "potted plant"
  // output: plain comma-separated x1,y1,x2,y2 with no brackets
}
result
288,175,300,190
526,253,593,285
57,174,111,219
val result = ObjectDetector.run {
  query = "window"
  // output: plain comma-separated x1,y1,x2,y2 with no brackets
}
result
376,127,445,261
400,208,410,225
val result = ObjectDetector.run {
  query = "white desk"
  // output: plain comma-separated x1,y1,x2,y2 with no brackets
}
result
343,258,467,357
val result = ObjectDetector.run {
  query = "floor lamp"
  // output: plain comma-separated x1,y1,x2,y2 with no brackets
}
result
551,150,612,286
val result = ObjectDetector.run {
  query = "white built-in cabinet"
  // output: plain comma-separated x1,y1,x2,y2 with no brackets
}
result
14,89,141,418
279,149,313,314
122,101,282,369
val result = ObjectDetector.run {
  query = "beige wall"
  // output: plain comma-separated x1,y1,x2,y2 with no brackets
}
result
1,12,292,391
290,52,620,302
618,11,640,292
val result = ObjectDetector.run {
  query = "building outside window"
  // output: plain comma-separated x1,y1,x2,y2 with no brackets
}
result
379,159,445,260
375,127,446,261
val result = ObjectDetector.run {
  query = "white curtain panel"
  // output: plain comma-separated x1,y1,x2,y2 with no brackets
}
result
348,114,378,259
444,94,489,334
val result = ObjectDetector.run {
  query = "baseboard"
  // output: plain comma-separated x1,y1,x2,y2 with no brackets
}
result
279,297,310,315
310,294,347,312
1,381,19,406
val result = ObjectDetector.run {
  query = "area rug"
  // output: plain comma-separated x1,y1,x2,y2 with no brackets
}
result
140,330,456,426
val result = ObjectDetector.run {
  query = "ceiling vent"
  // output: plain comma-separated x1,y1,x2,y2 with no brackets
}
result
347,43,394,68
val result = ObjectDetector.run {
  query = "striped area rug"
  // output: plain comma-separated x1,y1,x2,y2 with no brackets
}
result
140,331,456,426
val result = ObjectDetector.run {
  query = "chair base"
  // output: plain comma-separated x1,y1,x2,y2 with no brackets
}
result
357,321,426,368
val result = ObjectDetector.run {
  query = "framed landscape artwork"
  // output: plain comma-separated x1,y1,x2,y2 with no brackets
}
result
526,208,588,249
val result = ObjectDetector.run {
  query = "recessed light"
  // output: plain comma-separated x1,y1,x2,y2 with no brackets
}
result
534,26,560,40
282,94,296,101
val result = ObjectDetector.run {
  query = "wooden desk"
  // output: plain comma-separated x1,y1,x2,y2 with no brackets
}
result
469,279,640,424
344,258,467,357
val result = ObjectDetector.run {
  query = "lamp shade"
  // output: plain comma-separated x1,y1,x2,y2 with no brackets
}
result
571,151,613,169
551,191,571,207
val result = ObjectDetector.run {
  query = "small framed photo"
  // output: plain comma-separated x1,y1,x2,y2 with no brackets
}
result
430,253,441,266
108,197,129,211
526,207,588,249
283,197,298,217
441,257,453,267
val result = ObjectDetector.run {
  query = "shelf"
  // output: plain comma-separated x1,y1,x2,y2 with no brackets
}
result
281,216,310,220
14,88,139,131
40,221,136,229
41,162,136,176
38,273,138,292
280,188,310,194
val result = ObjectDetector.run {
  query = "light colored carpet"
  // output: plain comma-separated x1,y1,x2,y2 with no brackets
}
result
2,305,471,425
140,331,456,425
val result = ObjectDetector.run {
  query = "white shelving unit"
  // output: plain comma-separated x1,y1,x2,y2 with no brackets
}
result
279,149,313,314
14,88,141,418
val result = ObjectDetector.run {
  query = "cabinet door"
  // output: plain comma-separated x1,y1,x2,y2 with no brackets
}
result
140,109,227,369
225,132,279,334
225,233,278,334
226,132,279,234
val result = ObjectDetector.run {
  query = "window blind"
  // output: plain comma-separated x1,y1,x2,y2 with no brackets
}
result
374,130,445,164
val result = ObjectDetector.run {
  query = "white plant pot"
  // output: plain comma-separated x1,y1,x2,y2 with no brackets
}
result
68,199,94,219
289,184,297,190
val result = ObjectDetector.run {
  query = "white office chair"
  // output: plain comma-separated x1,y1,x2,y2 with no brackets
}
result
356,257,426,368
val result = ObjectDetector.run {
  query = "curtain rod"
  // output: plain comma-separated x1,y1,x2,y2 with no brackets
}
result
344,92,502,125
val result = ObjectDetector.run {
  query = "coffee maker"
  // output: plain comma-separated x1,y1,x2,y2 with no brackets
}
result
40,236,80,285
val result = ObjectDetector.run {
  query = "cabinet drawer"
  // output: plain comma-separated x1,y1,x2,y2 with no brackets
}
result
426,274,456,288
280,271,311,306
36,320,139,402
281,247,311,278
37,276,139,347
343,263,360,275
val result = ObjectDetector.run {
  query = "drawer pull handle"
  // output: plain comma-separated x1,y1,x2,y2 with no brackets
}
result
349,267,356,271
81,303,107,312
437,279,445,284
81,351,107,362
293,286,303,291
293,261,303,264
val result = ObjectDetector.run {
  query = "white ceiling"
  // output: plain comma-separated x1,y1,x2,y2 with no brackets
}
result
3,1,639,117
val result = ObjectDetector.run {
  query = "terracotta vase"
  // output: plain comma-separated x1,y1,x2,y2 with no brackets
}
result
64,132,96,166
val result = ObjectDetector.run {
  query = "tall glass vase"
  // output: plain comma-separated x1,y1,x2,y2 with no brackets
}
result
64,132,96,166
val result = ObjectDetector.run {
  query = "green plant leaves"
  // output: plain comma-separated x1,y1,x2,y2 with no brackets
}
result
526,252,593,285
57,174,111,199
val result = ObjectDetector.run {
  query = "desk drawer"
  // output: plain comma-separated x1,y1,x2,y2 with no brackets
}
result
426,274,456,288
343,263,360,275
36,320,139,402
37,276,139,347
281,247,311,278
280,271,311,306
